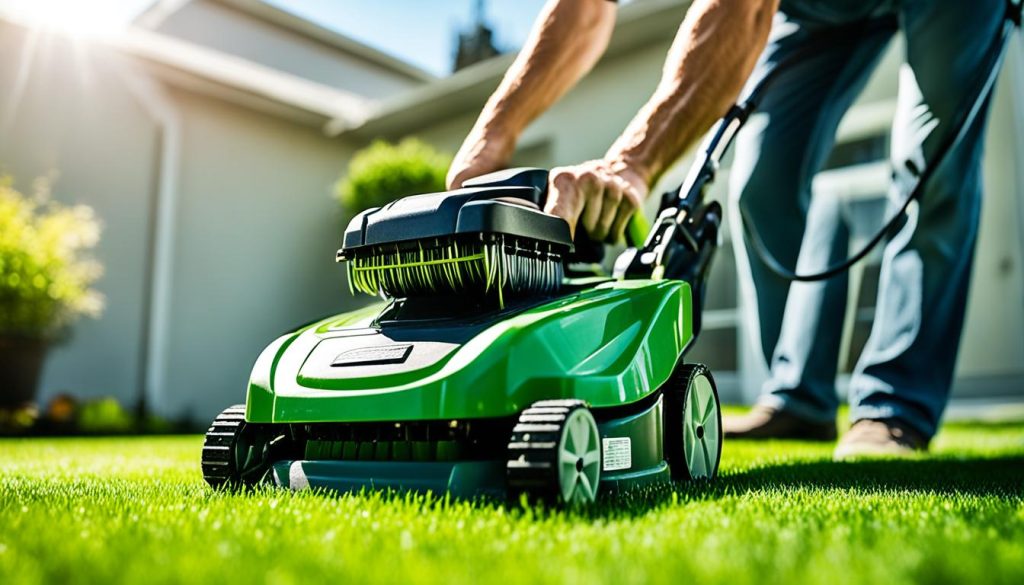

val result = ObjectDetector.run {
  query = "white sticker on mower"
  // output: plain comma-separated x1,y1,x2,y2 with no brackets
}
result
602,437,631,471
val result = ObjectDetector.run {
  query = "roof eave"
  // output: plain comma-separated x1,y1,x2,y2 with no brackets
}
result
111,26,372,131
134,0,437,83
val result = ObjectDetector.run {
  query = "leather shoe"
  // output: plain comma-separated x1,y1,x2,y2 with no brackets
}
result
723,405,838,441
833,418,928,460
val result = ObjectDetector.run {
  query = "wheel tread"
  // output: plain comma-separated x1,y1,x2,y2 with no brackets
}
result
202,404,251,488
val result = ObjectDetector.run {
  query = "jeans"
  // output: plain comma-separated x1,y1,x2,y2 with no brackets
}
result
729,0,1005,438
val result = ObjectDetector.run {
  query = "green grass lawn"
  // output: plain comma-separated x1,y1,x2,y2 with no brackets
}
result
1,420,1022,585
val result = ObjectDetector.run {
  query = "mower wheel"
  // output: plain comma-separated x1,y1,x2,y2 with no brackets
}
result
507,400,602,505
201,404,292,489
663,364,722,481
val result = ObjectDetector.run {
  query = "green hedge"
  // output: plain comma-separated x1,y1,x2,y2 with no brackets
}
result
337,138,451,213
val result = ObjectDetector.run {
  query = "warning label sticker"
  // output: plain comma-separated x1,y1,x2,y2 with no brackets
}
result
602,437,632,471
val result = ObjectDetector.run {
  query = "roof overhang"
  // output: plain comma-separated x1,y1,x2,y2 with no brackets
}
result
135,0,436,83
111,26,374,131
0,8,378,133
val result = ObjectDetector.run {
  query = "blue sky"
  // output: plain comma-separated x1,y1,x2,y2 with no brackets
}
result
265,0,548,76
0,0,549,77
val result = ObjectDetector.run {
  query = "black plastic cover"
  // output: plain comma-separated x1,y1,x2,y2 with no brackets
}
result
461,167,549,199
340,170,573,251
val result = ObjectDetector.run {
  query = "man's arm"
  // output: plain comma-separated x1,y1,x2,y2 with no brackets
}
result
604,0,778,187
446,0,617,190
546,0,778,241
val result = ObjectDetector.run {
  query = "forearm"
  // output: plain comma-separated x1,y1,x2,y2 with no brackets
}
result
468,0,616,151
606,0,778,186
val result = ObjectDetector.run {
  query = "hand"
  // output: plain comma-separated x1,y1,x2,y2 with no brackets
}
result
446,128,515,189
544,160,648,242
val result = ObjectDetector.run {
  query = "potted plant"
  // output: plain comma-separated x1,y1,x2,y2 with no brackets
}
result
0,176,103,409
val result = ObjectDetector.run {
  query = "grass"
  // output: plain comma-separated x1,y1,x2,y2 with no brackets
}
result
1,420,1022,585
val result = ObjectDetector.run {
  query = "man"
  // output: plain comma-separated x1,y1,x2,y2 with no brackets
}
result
447,0,1005,458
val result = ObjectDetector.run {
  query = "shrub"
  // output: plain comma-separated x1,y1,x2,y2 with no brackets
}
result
336,138,451,213
0,176,103,339
78,397,133,434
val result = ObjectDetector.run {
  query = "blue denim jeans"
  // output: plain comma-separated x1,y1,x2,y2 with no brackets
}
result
729,0,1005,438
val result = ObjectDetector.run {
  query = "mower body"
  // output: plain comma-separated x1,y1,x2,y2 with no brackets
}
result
248,279,690,424
203,167,724,502
242,278,696,496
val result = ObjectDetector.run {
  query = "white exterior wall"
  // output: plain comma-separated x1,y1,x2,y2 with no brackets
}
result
158,87,363,417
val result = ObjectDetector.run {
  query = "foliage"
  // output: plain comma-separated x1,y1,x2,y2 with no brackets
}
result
0,177,103,339
0,419,1022,584
337,138,451,213
77,398,133,434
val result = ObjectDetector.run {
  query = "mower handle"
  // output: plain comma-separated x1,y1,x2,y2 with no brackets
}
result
609,107,743,331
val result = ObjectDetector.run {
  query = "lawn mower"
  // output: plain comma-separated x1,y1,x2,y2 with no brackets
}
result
201,137,730,504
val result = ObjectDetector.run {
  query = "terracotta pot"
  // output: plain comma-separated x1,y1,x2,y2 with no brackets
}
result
0,337,49,408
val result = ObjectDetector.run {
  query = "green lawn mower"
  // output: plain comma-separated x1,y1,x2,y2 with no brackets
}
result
202,122,734,503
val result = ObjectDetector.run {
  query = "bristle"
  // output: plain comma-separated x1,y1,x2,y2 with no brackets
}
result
345,235,564,307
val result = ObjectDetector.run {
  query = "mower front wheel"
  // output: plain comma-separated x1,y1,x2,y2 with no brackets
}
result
201,404,292,489
506,400,602,505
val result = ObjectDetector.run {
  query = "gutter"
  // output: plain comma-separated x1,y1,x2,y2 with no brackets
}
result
114,56,181,416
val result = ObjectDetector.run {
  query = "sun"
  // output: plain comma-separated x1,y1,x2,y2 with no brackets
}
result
0,0,130,38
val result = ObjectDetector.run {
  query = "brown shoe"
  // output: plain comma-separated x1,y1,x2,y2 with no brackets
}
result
833,418,929,460
723,405,838,441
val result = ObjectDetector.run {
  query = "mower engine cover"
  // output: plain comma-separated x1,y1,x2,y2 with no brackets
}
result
338,168,572,256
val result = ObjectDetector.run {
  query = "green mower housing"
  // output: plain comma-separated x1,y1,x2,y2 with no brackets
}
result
203,278,722,503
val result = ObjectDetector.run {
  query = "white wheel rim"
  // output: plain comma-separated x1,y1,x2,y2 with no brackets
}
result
557,408,601,504
683,374,719,479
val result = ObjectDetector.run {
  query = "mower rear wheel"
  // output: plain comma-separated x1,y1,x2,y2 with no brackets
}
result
663,364,722,481
202,404,291,489
507,400,602,505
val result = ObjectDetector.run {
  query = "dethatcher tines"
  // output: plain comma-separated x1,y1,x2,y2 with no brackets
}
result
341,234,566,307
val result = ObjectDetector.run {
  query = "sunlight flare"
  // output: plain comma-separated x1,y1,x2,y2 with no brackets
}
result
0,0,126,38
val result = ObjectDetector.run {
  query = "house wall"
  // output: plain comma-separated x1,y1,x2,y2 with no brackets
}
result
150,0,421,99
960,33,1024,385
0,23,159,406
158,88,362,418
0,20,369,421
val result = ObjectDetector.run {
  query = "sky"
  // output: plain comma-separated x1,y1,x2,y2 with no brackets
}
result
0,0,550,77
264,0,548,76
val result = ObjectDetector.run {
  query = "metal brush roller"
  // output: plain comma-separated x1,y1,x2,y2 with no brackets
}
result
336,168,573,306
